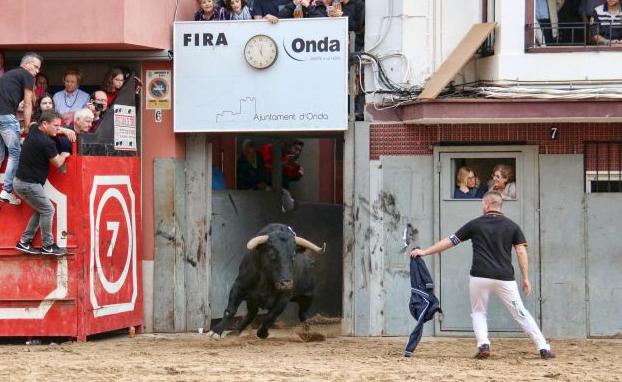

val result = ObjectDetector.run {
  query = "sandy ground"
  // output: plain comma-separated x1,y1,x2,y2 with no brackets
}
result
0,328,620,382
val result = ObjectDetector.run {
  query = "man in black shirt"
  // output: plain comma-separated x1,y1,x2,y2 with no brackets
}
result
14,110,70,256
411,191,555,360
0,52,42,205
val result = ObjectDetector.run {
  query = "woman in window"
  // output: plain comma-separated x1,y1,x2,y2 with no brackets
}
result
454,166,481,199
488,164,516,200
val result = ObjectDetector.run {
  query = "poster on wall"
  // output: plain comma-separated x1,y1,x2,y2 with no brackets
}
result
146,70,172,110
173,18,348,132
114,105,137,151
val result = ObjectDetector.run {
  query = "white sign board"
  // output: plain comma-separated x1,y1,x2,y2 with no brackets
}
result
173,18,348,133
113,105,137,151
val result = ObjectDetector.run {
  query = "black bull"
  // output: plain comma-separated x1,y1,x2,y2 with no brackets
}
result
208,224,326,339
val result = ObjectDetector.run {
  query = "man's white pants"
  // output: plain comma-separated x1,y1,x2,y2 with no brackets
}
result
469,276,550,351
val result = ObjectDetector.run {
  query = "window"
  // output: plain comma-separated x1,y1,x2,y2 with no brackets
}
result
584,142,622,193
525,0,622,50
451,158,517,200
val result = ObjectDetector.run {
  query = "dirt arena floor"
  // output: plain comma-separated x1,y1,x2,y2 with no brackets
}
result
0,328,620,382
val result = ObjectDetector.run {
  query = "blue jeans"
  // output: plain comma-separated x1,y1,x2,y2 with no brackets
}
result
0,114,22,193
14,178,55,247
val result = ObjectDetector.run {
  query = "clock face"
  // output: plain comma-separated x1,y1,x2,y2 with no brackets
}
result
244,35,278,69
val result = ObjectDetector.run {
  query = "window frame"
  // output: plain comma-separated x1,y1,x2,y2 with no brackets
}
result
523,0,622,52
585,171,622,193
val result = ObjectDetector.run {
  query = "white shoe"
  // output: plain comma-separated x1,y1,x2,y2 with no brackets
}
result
0,189,21,205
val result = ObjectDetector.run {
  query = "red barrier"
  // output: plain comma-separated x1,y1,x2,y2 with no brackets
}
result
0,151,142,341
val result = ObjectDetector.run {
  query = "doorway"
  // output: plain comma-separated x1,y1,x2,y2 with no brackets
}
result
434,146,539,334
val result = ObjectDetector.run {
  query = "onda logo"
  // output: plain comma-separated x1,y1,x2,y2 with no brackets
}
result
283,37,341,61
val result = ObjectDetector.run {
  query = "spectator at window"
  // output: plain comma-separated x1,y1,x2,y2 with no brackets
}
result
34,73,49,99
86,90,108,132
224,0,255,19
590,0,622,45
237,139,268,190
53,68,90,126
0,51,6,78
102,67,126,107
253,0,290,23
488,164,516,200
194,0,226,20
0,52,42,206
14,110,71,256
454,166,481,199
316,0,365,51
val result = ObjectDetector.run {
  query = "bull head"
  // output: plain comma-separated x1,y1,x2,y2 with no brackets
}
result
246,235,326,255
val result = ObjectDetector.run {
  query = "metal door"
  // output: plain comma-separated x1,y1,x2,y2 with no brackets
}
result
586,194,622,337
435,146,539,334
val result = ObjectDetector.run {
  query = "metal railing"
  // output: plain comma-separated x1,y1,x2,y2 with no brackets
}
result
525,22,622,48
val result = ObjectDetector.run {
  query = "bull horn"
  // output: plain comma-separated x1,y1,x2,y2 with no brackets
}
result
295,237,326,254
246,235,269,250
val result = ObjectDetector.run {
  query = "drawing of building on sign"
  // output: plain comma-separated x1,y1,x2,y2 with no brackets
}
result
216,97,257,122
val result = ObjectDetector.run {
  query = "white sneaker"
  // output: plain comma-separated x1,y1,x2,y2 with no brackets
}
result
0,189,21,205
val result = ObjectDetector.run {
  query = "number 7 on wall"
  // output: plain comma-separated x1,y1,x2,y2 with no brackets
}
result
106,221,120,258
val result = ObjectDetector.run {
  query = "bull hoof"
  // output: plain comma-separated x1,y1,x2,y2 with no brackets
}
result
229,330,242,337
257,327,269,339
206,330,222,339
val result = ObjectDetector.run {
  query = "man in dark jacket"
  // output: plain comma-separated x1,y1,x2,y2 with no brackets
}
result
410,191,555,360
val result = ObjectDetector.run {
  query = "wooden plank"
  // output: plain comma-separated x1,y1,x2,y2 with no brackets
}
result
153,159,176,332
185,135,209,331
418,23,496,100
341,121,356,335
173,159,187,332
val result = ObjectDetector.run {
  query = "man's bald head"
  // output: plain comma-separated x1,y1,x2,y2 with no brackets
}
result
482,191,503,212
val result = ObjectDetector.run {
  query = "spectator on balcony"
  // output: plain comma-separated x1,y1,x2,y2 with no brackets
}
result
590,0,622,45
33,93,55,124
253,0,290,23
316,0,365,51
14,110,70,256
0,51,6,78
55,108,93,156
86,90,109,132
194,0,226,21
535,0,556,45
0,52,42,206
223,0,255,19
101,67,126,107
278,0,323,18
53,68,89,126
580,0,601,22
34,73,49,99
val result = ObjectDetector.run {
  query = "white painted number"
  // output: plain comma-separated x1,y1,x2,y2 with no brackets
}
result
550,127,558,140
106,221,120,258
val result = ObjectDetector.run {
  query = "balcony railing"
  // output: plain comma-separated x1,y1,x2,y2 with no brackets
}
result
525,22,622,49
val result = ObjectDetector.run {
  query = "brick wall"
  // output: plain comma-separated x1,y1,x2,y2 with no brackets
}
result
370,123,622,170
